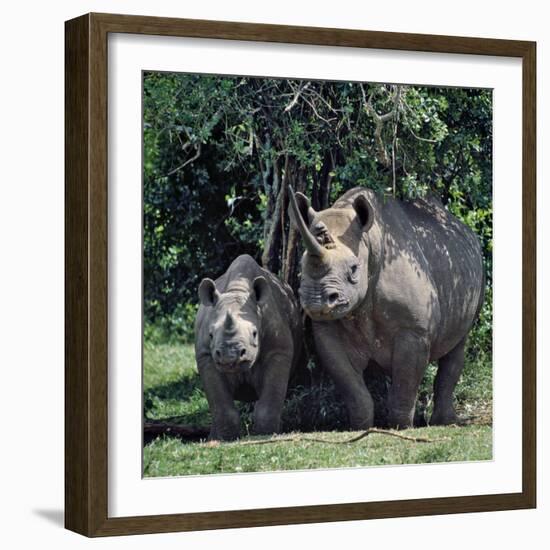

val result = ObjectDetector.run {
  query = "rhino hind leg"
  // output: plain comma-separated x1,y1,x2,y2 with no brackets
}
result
430,337,466,426
388,331,429,429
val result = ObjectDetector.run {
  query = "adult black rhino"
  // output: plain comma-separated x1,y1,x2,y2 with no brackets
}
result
288,186,484,429
195,254,304,440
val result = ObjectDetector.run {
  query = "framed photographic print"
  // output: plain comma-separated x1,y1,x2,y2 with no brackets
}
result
65,12,536,537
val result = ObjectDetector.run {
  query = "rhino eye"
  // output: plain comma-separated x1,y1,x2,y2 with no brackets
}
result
348,263,360,283
209,332,213,340
252,330,258,339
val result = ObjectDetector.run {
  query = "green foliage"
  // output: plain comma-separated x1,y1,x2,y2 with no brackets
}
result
144,302,198,345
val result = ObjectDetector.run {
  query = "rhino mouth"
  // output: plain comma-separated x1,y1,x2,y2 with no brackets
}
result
305,302,353,321
215,360,253,373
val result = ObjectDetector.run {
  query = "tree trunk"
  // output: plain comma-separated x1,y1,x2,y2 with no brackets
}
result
263,152,333,293
262,155,278,248
319,150,335,209
262,155,290,275
283,166,306,293
311,172,320,211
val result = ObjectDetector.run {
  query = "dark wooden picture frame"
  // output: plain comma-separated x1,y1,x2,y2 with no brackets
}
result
65,12,536,537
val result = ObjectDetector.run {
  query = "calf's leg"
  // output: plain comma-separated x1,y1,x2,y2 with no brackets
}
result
198,359,240,440
252,352,292,435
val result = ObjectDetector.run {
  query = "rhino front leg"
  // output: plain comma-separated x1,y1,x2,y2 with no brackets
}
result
388,331,429,429
313,323,374,430
197,358,240,441
252,352,293,435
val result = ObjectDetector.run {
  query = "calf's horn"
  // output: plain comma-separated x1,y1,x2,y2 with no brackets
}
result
288,186,325,258
224,311,237,333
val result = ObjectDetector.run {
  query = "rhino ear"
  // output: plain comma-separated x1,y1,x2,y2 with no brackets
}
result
353,194,375,233
198,278,220,307
294,192,317,226
252,276,270,305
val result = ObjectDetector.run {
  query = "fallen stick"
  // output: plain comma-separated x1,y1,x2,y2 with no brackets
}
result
228,428,448,446
144,421,449,445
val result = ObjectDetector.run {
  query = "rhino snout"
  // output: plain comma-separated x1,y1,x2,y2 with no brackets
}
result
326,290,344,306
214,344,246,363
303,288,350,318
213,343,254,371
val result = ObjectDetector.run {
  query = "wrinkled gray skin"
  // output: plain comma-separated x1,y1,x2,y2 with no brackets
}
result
289,186,484,429
195,254,304,440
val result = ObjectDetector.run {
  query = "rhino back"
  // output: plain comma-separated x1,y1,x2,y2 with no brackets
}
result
336,188,484,360
401,199,483,354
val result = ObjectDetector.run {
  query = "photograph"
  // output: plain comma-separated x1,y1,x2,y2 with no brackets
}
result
141,72,494,478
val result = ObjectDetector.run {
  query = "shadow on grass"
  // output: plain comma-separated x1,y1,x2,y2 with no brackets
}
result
143,362,398,446
144,377,198,415
143,345,491,448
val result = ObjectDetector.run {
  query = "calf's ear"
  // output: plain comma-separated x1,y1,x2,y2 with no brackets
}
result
353,194,375,233
252,276,271,305
198,278,220,306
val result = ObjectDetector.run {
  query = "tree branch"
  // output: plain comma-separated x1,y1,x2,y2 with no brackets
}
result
284,82,311,113
164,143,202,177
228,428,448,446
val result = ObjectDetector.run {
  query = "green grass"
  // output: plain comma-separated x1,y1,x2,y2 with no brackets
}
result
143,339,492,478
144,425,492,477
144,341,211,426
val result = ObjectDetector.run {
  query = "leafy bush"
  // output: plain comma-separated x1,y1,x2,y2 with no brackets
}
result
144,302,198,345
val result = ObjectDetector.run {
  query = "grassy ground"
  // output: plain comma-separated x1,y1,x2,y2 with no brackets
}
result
144,425,492,477
143,339,492,478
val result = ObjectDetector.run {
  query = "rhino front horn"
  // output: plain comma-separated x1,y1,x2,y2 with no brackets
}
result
288,186,325,258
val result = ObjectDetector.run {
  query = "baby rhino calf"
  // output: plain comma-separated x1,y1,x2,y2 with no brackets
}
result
195,254,303,440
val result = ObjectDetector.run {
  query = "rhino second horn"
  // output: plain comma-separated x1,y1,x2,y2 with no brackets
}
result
288,186,325,258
